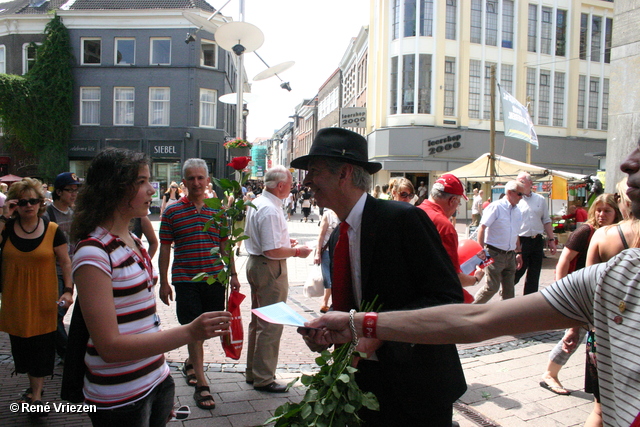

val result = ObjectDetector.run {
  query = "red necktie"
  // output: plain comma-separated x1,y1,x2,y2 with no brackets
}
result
332,221,356,311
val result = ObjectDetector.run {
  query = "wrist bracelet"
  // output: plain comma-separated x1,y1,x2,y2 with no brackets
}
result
362,312,378,339
295,248,300,257
63,287,74,296
348,309,359,347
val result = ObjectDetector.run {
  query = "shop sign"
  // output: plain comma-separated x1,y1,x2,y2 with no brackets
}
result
425,134,462,156
68,141,99,158
340,107,366,128
150,142,181,158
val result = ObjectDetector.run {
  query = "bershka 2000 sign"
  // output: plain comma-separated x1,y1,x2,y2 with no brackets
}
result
426,134,461,156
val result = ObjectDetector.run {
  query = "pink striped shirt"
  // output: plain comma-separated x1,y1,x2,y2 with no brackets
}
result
72,226,169,408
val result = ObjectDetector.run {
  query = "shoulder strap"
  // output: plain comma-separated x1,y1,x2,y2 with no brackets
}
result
617,224,629,249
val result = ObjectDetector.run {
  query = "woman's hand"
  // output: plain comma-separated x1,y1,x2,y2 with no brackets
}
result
189,311,232,341
3,199,18,218
58,292,74,308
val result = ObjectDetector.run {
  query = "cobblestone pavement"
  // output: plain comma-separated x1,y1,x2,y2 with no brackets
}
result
0,208,592,426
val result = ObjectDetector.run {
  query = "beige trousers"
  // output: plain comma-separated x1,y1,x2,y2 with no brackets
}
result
245,255,289,387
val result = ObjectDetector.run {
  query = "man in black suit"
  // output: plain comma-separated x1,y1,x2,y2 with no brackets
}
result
292,128,466,426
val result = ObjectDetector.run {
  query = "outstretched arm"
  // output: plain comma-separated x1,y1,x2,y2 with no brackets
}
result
300,293,582,347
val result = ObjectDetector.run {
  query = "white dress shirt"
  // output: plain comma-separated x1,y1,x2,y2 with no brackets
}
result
343,192,367,306
480,198,522,251
517,192,551,237
244,190,290,258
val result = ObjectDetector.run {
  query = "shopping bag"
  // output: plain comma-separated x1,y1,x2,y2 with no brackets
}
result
221,290,245,360
304,264,325,298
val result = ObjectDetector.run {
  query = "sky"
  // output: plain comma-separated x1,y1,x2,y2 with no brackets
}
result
212,0,370,141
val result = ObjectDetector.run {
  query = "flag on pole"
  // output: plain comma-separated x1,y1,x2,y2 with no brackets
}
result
498,84,538,148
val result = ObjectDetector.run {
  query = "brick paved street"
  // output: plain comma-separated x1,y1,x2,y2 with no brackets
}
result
0,208,594,426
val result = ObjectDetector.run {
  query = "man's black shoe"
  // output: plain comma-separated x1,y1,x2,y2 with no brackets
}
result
254,382,288,393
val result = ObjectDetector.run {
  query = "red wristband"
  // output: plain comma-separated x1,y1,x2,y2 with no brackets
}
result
295,248,300,257
362,312,378,339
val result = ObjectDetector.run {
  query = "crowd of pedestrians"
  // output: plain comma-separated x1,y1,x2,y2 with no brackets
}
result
1,129,639,426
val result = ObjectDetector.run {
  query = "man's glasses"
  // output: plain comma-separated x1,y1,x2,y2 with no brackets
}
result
399,192,414,199
62,188,79,194
509,190,524,197
17,198,42,207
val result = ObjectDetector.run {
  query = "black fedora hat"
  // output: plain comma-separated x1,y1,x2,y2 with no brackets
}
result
290,127,382,174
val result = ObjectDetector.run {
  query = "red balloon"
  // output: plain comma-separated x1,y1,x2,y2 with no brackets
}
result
458,239,483,265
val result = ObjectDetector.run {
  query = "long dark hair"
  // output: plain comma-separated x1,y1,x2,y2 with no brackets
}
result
72,148,150,242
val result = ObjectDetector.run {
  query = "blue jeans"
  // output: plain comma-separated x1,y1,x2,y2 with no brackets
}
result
88,375,175,427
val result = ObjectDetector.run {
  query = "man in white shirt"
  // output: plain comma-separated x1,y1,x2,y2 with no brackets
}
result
244,166,312,393
514,172,557,295
474,181,524,303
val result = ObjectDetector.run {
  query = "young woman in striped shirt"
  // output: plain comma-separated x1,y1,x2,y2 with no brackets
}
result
71,148,231,426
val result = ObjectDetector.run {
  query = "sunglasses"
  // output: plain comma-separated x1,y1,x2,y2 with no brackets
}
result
399,192,414,199
510,191,524,197
17,198,42,207
62,188,79,194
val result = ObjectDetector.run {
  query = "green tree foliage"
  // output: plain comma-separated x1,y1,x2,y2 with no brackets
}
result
0,14,73,180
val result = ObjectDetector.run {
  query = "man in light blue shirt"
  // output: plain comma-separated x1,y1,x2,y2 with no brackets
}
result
474,181,525,303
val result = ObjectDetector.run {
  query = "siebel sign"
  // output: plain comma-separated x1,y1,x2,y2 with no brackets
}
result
151,142,181,158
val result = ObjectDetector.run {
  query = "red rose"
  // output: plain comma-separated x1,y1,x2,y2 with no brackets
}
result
228,156,251,170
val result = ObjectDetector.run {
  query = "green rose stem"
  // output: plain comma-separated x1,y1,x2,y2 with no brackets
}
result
192,167,254,311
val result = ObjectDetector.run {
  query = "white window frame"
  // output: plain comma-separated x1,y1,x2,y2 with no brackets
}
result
199,88,217,128
150,37,171,65
114,87,135,126
80,87,101,126
0,45,5,74
22,42,41,75
81,37,102,65
200,39,218,68
149,87,170,127
115,38,136,65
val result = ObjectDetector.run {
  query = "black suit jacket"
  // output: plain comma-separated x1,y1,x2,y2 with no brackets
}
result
329,195,467,421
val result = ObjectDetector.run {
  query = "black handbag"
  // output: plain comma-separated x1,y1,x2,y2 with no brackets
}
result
61,239,112,403
60,299,89,403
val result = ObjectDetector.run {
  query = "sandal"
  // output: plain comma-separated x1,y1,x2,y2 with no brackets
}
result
18,387,33,404
29,400,49,418
181,359,197,387
193,385,215,410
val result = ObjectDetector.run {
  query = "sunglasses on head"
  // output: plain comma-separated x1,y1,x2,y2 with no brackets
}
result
400,192,414,199
17,198,42,207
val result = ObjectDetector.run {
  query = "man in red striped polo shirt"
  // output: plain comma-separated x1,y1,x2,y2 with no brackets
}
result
159,158,240,411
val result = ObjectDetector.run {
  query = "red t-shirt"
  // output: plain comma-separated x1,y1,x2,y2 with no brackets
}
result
418,200,475,303
418,200,460,272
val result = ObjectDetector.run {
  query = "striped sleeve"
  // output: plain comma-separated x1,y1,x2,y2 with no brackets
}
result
72,238,112,278
540,262,607,325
